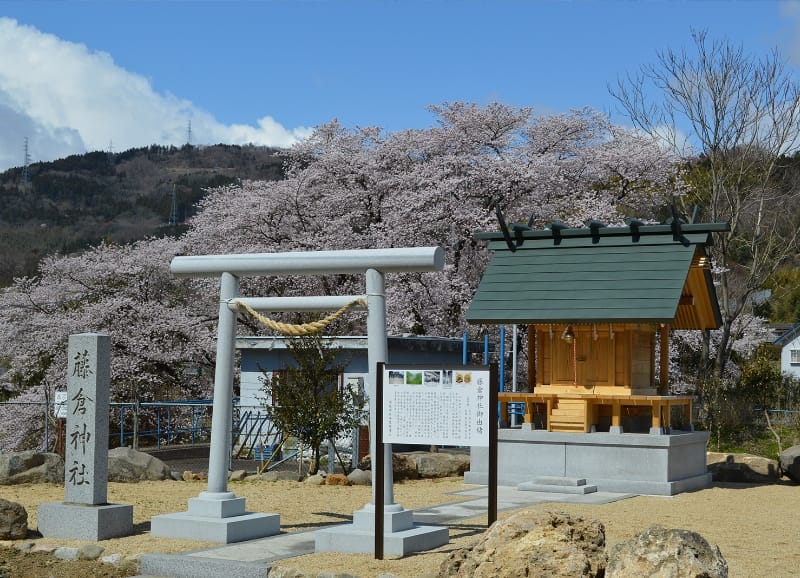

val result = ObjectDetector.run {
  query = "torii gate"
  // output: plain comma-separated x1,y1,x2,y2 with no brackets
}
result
151,247,448,553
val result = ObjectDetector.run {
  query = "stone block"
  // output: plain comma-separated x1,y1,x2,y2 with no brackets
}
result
37,502,133,540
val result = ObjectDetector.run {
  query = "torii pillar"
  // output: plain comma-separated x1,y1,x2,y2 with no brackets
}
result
151,247,445,550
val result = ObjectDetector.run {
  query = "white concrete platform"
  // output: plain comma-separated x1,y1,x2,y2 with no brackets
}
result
466,429,712,495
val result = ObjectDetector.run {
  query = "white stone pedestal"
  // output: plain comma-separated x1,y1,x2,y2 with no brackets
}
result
38,502,133,541
314,503,449,557
150,492,280,543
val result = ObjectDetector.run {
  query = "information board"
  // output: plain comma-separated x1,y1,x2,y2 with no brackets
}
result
381,365,490,447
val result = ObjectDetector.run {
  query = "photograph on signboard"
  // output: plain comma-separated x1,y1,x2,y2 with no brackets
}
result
405,371,423,385
388,370,405,385
423,370,441,386
442,370,453,388
455,371,473,384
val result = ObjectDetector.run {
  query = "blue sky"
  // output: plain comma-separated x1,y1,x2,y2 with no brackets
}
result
1,0,799,171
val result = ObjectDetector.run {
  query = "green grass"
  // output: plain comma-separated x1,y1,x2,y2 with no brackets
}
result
708,424,800,458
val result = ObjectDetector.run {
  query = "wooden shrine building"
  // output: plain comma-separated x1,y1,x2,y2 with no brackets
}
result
463,219,730,494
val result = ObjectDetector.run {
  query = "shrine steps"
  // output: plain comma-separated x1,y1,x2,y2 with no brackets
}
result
517,476,598,495
548,398,590,433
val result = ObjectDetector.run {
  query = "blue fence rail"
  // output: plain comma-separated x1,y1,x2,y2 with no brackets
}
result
0,399,266,452
111,400,214,449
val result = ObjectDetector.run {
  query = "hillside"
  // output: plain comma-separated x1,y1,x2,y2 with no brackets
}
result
0,144,287,286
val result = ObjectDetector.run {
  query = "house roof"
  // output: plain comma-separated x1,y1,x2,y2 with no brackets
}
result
774,323,800,348
466,221,729,329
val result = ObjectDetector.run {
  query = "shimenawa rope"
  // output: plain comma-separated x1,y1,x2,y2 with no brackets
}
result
234,298,366,336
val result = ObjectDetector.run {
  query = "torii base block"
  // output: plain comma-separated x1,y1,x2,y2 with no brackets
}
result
314,504,449,557
150,494,280,543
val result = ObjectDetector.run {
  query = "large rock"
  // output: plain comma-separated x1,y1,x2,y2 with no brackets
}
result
438,510,606,578
706,452,779,483
0,451,64,484
0,498,28,539
778,445,800,482
108,447,171,482
360,451,470,480
606,525,728,578
360,452,419,480
404,451,470,478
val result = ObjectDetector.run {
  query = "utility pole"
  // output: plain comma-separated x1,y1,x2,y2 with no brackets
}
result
21,137,31,185
168,184,178,225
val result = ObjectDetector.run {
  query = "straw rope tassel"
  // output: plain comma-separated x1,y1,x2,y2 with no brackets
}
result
234,298,367,336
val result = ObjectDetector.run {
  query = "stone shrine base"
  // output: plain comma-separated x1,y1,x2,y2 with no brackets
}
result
314,503,449,557
37,502,133,540
464,429,712,496
150,493,280,543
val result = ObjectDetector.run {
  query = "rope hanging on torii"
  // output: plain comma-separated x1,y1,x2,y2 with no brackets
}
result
234,298,367,336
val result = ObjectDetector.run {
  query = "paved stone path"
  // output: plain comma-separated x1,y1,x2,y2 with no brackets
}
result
137,485,633,578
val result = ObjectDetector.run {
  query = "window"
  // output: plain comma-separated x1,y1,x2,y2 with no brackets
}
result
791,349,800,365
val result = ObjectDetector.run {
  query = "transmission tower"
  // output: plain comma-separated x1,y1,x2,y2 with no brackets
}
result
186,120,192,146
21,137,31,184
168,184,178,225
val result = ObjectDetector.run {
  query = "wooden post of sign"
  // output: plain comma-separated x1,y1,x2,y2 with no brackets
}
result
489,363,498,526
375,362,385,560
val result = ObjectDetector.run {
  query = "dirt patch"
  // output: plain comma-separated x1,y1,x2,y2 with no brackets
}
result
0,478,798,577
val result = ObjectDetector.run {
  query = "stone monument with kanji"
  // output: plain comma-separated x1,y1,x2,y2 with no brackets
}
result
38,333,133,540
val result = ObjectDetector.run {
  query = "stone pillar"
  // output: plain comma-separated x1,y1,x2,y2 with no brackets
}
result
38,333,133,541
150,274,280,543
64,333,110,505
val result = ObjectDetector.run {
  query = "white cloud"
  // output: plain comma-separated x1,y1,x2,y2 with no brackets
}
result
0,18,311,171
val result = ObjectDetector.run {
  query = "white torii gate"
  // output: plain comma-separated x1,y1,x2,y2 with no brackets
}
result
151,247,447,552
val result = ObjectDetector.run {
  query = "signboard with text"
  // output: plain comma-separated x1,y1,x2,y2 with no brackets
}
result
381,365,490,447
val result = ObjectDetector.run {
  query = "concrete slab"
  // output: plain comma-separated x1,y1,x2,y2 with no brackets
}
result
315,523,449,556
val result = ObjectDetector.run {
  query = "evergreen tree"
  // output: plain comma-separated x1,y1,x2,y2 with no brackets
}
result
260,333,365,475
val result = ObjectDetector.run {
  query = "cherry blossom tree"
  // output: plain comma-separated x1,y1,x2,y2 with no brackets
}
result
0,102,678,450
184,103,678,338
0,237,215,450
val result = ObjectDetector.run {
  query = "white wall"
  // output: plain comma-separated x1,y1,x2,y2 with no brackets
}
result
781,334,800,379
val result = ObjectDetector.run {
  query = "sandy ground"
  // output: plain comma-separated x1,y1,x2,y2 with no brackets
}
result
1,477,799,577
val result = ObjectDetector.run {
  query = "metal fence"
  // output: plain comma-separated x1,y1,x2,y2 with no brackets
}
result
0,399,215,452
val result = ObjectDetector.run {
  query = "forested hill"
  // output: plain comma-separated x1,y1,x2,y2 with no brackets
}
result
0,144,288,286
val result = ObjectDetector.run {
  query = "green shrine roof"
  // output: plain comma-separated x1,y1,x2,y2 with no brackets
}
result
466,221,729,329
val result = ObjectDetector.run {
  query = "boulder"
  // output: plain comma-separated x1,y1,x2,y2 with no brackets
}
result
228,469,248,481
0,498,28,539
347,468,371,485
706,452,779,483
77,544,105,560
325,473,351,486
778,445,800,482
304,473,325,485
0,451,64,484
107,447,171,482
404,451,470,478
606,525,728,578
360,453,420,480
438,510,606,578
